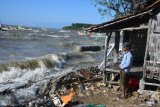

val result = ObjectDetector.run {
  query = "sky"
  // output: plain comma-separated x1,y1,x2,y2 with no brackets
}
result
0,0,111,28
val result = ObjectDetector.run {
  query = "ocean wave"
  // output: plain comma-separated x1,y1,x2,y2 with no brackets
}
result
45,34,70,38
0,67,47,83
0,54,65,83
0,54,65,72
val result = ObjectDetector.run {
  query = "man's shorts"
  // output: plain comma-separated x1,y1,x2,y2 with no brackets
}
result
120,70,129,87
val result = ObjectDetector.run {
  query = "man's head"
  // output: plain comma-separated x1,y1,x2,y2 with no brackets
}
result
122,42,130,52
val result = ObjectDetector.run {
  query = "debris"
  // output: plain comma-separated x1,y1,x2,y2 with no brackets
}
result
146,99,156,107
96,82,106,87
52,96,62,106
60,90,76,105
4,66,158,106
151,92,160,103
113,85,120,91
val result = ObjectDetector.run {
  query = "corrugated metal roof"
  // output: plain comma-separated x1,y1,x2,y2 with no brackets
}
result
85,0,160,32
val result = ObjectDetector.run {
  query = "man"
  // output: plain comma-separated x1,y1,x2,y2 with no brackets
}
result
119,42,133,98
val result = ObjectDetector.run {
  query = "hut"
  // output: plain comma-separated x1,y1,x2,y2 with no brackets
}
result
85,0,160,89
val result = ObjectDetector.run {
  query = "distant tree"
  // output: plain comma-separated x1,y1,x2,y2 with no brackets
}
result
91,0,134,18
62,23,93,30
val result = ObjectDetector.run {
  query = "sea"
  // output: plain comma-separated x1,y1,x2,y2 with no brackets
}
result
0,27,105,106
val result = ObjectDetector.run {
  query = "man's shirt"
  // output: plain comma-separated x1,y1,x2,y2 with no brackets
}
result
119,51,133,73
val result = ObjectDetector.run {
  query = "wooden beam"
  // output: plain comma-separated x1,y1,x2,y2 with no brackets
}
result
113,31,120,63
105,68,120,73
143,81,160,87
120,26,148,31
103,33,112,83
106,81,119,85
92,9,152,32
103,36,108,83
98,44,115,69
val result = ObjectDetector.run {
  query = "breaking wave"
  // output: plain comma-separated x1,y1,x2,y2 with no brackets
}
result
0,54,64,72
0,54,65,83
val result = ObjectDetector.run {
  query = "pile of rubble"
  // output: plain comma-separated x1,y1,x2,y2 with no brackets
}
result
6,66,159,106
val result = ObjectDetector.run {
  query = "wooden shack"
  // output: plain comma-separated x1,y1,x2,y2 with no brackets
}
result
85,0,160,89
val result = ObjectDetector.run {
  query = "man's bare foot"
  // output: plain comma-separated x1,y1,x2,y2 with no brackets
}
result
120,95,126,99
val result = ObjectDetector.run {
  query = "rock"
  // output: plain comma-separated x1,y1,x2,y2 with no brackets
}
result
85,91,93,96
96,82,106,87
49,94,55,99
151,92,160,102
91,85,95,90
43,98,55,107
29,102,33,107
113,86,120,91
132,91,139,97
137,89,143,95
146,99,156,107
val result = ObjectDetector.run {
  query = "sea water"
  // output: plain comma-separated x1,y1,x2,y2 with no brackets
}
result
0,27,105,106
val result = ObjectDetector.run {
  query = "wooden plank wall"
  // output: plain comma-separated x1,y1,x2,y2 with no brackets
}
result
148,12,160,65
145,9,160,81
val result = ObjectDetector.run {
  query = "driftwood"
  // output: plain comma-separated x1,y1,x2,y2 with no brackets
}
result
61,76,102,85
0,82,31,95
61,76,119,86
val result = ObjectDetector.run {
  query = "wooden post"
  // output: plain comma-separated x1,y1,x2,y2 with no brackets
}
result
143,19,153,79
113,31,120,63
103,33,112,83
103,36,108,83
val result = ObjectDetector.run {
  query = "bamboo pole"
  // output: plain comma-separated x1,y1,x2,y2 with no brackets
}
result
98,43,114,69
103,36,108,83
103,33,112,83
113,31,120,63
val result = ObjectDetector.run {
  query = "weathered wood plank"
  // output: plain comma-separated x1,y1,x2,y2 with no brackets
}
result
113,31,120,63
121,26,148,31
143,19,153,79
103,33,112,83
105,68,120,73
143,82,160,87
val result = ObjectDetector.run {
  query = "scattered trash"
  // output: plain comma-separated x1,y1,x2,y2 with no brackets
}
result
72,104,106,107
60,90,76,105
146,99,156,107
52,96,62,106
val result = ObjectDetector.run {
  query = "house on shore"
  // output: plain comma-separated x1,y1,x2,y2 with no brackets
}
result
85,0,160,89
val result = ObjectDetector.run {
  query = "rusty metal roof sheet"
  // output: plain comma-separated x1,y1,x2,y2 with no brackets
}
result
85,0,160,32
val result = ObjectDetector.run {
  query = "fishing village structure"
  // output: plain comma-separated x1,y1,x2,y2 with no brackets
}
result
85,0,160,89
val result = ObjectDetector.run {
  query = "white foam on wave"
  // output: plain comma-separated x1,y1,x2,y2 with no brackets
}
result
51,54,65,68
0,54,65,83
59,30,71,33
0,67,49,83
45,34,70,38
0,67,76,106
